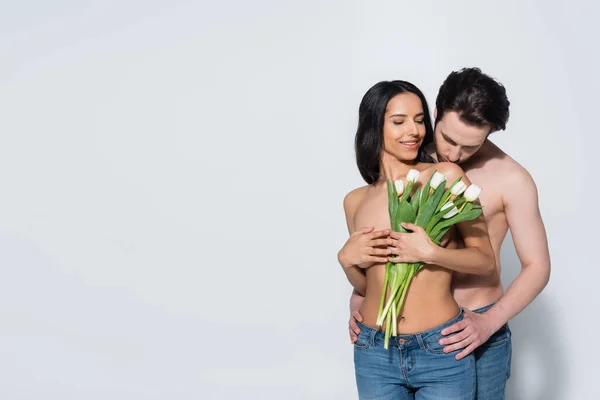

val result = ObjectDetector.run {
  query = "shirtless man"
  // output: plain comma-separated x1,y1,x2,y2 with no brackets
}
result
339,68,551,399
344,79,495,399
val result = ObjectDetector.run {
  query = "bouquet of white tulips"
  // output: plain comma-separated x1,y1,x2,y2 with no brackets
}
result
377,169,483,349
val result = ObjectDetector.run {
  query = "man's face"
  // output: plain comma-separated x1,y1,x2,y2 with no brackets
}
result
433,110,490,164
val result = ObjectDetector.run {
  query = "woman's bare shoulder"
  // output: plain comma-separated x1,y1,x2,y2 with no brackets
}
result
343,185,369,215
414,162,469,190
425,162,465,181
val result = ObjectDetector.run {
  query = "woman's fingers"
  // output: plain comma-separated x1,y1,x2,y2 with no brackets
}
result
367,256,389,263
367,229,391,239
368,247,391,256
369,238,394,248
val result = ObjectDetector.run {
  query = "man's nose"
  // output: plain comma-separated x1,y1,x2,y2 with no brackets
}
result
447,149,461,163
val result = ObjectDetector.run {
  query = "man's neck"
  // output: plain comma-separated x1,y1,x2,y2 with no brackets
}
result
460,139,502,170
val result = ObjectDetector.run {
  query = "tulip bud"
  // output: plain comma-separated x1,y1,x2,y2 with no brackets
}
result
406,169,420,183
443,206,459,219
430,171,446,189
440,201,454,211
464,184,482,202
451,181,467,196
394,180,404,196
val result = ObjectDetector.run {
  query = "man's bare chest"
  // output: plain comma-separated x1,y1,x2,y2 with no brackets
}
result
464,169,504,221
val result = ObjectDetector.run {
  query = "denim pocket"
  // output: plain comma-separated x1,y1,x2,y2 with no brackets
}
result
423,332,445,354
353,325,372,351
506,330,512,379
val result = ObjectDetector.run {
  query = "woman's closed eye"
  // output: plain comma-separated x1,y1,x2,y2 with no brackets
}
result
393,119,424,125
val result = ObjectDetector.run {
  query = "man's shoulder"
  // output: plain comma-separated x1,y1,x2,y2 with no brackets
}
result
476,141,534,183
478,143,538,205
494,149,534,185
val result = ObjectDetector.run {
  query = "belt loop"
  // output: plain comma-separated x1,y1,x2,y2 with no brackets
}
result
369,326,377,347
416,333,425,350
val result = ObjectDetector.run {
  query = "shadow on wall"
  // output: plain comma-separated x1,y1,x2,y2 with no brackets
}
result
500,233,565,400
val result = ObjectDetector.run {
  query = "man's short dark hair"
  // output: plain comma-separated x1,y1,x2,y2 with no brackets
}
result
435,67,510,133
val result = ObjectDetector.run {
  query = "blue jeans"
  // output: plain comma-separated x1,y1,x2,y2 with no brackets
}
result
471,304,512,400
354,309,476,399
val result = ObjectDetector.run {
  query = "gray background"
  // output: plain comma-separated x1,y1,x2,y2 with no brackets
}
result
0,0,597,399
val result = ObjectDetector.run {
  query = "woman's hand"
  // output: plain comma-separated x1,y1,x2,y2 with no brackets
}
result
338,226,393,269
388,222,437,264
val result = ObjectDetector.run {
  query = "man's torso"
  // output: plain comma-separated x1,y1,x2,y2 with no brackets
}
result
449,140,521,310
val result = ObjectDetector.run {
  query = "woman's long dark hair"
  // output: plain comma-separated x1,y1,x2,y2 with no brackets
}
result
355,80,434,184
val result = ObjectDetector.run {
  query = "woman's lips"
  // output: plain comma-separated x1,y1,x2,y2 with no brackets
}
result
399,140,420,150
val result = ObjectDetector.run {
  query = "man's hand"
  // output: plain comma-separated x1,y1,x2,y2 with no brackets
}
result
439,309,497,360
388,222,436,264
349,291,365,343
338,226,392,269
349,309,363,343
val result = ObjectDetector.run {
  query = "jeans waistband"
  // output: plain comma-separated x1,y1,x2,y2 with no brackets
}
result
470,302,511,334
471,302,495,314
356,308,464,349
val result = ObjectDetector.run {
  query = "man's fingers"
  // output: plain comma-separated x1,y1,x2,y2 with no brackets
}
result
443,337,472,354
441,320,466,336
349,312,361,342
455,343,478,360
349,328,358,343
439,330,469,346
351,310,363,323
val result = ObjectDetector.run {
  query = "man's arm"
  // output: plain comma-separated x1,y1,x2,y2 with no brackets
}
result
427,163,496,275
481,169,551,330
422,208,495,275
440,167,551,359
348,288,365,343
339,189,368,296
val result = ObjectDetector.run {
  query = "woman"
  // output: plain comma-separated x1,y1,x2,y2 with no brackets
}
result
339,80,494,399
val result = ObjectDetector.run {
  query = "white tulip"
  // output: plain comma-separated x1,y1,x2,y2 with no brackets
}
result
394,180,404,196
440,201,454,211
406,169,420,183
464,184,482,202
430,171,446,189
443,206,459,219
451,181,467,196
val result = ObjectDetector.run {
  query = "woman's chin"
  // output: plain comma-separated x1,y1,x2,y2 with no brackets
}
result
397,150,420,162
